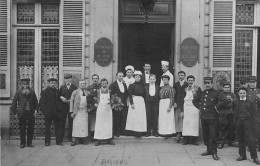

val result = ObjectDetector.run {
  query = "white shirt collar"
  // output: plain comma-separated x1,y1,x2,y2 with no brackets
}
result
240,97,246,101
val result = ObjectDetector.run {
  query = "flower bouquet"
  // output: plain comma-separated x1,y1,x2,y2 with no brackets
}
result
110,94,124,111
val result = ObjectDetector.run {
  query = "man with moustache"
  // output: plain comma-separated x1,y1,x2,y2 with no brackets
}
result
11,78,38,148
141,63,151,84
193,77,228,160
59,74,77,142
173,71,188,142
109,72,128,137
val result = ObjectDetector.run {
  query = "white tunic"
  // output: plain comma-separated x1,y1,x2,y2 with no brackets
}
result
182,88,200,136
160,70,174,87
94,91,113,139
72,95,88,137
158,98,176,135
125,96,147,132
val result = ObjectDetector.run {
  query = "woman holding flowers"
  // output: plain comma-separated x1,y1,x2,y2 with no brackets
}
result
94,78,114,146
125,71,147,137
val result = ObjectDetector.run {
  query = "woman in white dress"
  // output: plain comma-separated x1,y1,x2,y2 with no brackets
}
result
182,75,202,145
70,79,90,146
125,71,147,137
158,75,176,138
94,78,114,146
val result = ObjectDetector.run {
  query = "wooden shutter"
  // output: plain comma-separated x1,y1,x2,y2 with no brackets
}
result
210,0,235,68
0,0,10,97
60,0,85,83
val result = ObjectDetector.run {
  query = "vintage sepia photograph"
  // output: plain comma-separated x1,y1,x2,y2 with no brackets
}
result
1,0,260,165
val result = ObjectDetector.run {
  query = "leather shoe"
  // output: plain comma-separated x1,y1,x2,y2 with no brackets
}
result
201,150,212,156
236,156,247,161
218,143,224,149
56,142,63,146
27,144,34,147
115,133,120,137
95,141,100,146
145,133,150,137
20,144,25,148
253,158,260,165
175,134,181,142
108,140,115,145
45,143,50,146
212,154,219,160
71,142,77,146
154,133,159,137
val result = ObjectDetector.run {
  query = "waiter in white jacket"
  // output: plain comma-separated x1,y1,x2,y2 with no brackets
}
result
160,61,174,87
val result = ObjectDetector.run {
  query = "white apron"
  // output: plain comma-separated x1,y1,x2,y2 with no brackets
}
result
94,91,113,139
158,98,175,135
125,96,147,132
182,90,200,136
72,95,88,137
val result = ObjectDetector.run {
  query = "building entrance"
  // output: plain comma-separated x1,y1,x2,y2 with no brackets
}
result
119,23,174,83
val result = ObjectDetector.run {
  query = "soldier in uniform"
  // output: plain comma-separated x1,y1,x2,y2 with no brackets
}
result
59,74,77,142
217,81,237,149
193,77,228,160
86,74,101,140
247,76,260,152
11,78,38,148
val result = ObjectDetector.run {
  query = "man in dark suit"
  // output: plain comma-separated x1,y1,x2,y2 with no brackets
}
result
173,71,188,142
141,62,151,84
193,77,229,161
11,78,38,148
40,78,63,146
144,74,160,137
109,71,128,137
59,74,77,142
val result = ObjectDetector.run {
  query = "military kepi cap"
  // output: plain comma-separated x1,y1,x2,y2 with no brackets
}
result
248,76,257,82
47,78,58,82
222,81,231,86
64,74,72,79
204,77,213,82
20,78,30,83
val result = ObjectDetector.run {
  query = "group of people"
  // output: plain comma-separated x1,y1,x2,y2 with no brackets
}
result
10,60,260,165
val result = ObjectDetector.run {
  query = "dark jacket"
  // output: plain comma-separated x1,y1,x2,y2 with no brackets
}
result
144,84,160,102
39,87,61,117
219,92,237,115
10,89,38,118
248,88,260,123
233,98,255,126
109,81,128,105
141,71,150,84
192,88,229,119
59,84,77,112
173,81,189,108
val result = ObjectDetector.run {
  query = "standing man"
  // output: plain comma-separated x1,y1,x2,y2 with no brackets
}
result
193,77,228,160
40,78,63,146
109,72,128,137
160,61,174,87
59,74,77,142
217,82,237,149
173,71,188,142
11,78,38,148
144,74,160,137
141,62,151,84
123,65,135,88
86,74,101,140
247,76,260,152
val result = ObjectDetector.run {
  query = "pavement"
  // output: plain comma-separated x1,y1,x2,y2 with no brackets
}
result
1,137,260,166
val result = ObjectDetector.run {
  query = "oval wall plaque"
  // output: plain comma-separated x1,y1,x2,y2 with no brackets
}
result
180,37,199,67
94,37,113,67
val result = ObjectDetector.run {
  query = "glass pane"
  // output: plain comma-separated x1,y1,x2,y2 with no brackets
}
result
41,29,59,90
234,30,253,91
236,4,254,25
41,3,59,24
17,29,35,90
17,3,35,24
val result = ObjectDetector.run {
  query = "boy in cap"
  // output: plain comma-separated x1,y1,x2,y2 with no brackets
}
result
59,74,77,142
217,81,237,149
193,77,229,160
234,87,260,165
40,78,63,146
11,78,38,148
160,61,174,87
247,76,260,152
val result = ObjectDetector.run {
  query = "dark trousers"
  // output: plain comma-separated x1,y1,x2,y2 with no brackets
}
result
255,122,260,147
218,113,235,144
146,101,159,134
19,111,35,145
44,113,65,144
237,119,258,159
66,112,73,141
113,106,128,135
201,119,218,154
